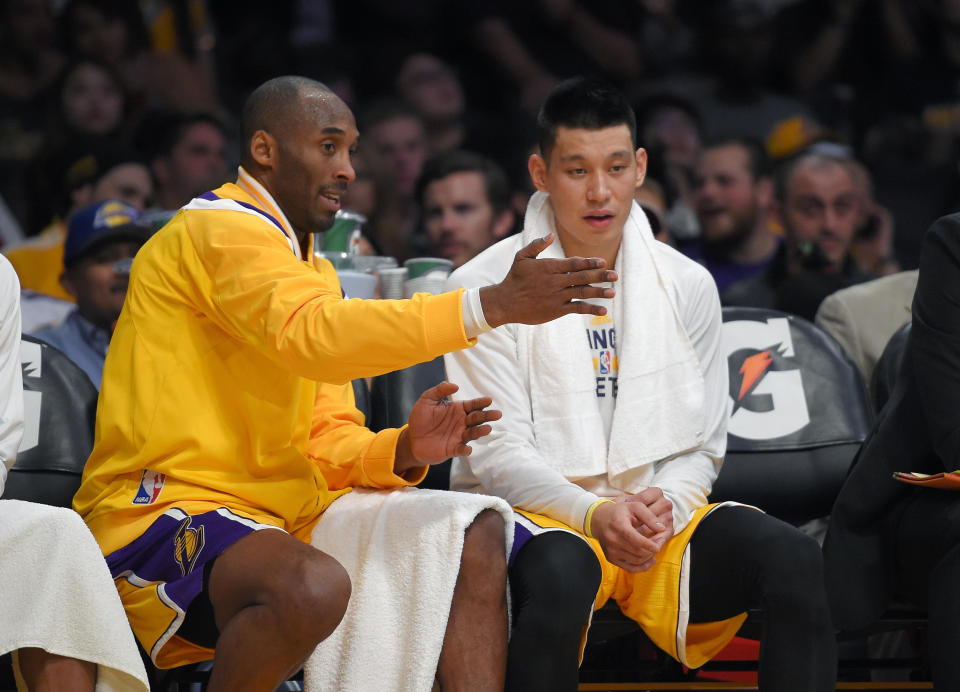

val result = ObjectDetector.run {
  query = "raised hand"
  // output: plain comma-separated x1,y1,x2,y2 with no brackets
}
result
479,234,618,328
393,382,502,475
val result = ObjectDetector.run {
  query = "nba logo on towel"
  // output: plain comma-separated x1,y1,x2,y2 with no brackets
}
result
133,470,166,505
599,350,611,375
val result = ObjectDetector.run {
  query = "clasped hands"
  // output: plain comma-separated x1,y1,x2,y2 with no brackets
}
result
590,488,674,573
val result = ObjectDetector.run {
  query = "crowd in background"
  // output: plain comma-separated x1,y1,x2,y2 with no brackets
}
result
3,0,960,339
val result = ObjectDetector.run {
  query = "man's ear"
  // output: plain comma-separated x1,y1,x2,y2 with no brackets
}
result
528,153,549,193
249,130,277,169
59,270,78,300
491,209,514,240
635,148,648,189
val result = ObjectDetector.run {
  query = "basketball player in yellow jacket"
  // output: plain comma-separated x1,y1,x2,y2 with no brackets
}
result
73,76,618,692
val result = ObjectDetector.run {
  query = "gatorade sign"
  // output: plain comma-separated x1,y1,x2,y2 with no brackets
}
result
722,317,810,440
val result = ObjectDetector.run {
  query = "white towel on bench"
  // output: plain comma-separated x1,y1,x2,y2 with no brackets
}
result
305,487,513,692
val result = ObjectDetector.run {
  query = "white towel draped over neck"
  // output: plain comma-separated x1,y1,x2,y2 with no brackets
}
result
517,191,705,482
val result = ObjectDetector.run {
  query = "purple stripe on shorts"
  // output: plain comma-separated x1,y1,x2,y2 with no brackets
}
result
509,517,535,566
106,508,260,614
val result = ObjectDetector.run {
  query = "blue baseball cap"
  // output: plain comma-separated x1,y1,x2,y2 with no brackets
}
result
63,200,152,268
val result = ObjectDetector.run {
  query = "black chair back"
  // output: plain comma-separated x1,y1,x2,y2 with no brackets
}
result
4,335,97,507
709,307,873,524
369,357,449,489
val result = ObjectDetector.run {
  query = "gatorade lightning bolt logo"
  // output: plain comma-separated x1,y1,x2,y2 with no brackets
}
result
723,318,810,440
738,349,773,400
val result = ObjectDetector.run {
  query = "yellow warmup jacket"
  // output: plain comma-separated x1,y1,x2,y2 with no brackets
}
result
3,220,73,302
74,173,474,553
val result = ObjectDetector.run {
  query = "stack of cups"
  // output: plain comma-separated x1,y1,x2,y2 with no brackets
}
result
378,267,408,299
403,258,454,297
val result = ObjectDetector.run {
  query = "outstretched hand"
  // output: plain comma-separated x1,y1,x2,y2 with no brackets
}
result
479,234,618,328
393,382,502,475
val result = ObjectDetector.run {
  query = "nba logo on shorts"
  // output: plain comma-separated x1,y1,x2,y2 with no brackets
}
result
599,350,611,375
133,470,166,505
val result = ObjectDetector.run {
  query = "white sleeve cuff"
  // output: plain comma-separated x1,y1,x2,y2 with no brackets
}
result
461,287,492,339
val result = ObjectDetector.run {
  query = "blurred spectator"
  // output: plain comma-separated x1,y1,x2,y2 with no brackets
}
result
776,0,918,98
468,0,645,115
5,136,151,305
670,0,813,141
722,148,872,320
363,101,430,261
636,93,702,241
688,137,778,292
59,0,220,115
636,0,696,78
31,200,151,388
396,53,466,155
136,110,230,212
0,0,65,232
50,58,127,140
416,150,514,268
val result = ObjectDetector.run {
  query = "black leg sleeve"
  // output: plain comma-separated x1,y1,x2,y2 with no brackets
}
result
688,506,836,692
506,531,602,692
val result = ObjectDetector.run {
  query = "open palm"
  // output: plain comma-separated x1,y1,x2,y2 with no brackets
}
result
407,382,502,463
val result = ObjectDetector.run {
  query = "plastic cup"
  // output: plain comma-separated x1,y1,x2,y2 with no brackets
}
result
337,270,377,299
378,267,408,299
350,255,398,274
403,257,454,279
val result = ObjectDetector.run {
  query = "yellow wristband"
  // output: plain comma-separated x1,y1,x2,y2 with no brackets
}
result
584,499,615,539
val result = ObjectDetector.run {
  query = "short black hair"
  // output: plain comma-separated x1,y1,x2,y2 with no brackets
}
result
135,110,228,163
537,77,637,161
358,98,422,133
415,150,510,214
701,136,771,180
240,76,331,165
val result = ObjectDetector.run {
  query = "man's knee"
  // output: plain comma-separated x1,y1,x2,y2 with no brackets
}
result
511,532,600,625
462,509,507,565
210,531,351,642
281,548,352,637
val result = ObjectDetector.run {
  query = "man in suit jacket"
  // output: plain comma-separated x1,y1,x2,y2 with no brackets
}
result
823,213,960,688
815,270,918,394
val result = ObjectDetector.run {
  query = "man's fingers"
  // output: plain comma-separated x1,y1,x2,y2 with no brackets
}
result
515,233,555,260
462,424,493,441
536,255,608,274
461,396,494,413
562,267,617,287
559,301,609,317
625,502,667,535
562,284,615,302
646,498,672,520
422,381,458,402
464,409,501,427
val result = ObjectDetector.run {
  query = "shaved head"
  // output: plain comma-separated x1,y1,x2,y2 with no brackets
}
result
240,76,351,168
239,75,359,240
